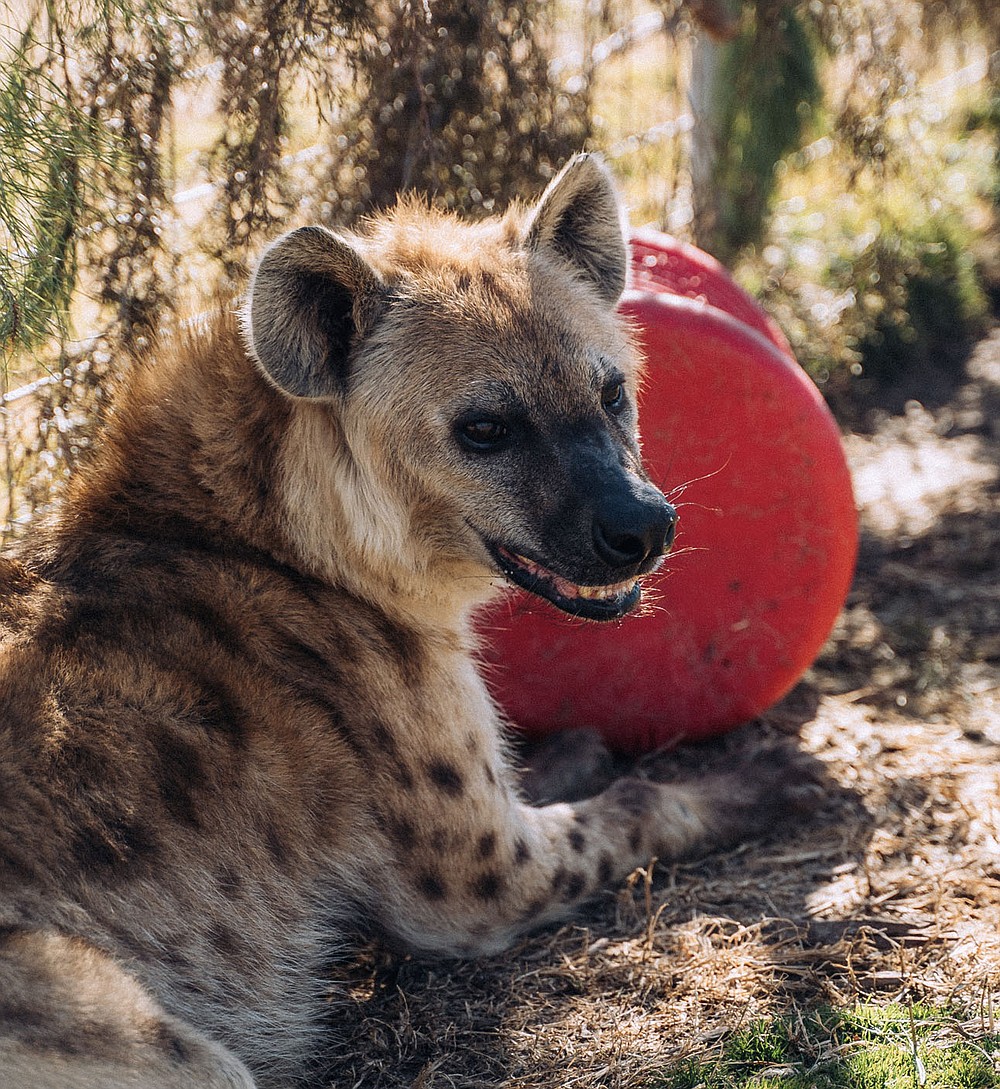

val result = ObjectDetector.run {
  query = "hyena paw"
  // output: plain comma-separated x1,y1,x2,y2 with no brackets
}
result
635,742,826,854
518,728,617,805
696,746,826,846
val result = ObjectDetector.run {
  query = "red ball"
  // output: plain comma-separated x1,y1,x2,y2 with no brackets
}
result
629,227,795,360
480,242,857,754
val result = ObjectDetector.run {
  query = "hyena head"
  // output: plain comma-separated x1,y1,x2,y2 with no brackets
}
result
242,154,676,621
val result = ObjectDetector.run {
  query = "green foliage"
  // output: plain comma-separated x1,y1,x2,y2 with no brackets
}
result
0,26,103,352
1,1,183,353
744,186,992,392
726,1018,796,1066
849,213,988,384
653,1004,1000,1089
710,2,822,259
710,0,999,396
964,91,1000,207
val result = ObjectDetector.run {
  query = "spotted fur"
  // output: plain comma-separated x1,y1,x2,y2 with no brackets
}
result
0,155,808,1088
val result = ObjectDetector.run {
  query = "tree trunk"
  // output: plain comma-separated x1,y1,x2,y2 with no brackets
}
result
688,26,730,258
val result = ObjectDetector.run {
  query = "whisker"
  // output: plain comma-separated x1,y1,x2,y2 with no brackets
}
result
671,500,723,517
661,454,733,504
659,545,709,564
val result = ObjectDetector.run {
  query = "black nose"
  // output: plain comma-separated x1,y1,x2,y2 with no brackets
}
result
592,499,677,570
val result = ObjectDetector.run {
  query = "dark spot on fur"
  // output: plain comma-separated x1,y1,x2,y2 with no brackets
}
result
427,759,464,797
416,870,446,900
574,813,590,828
262,821,290,867
429,829,448,853
551,866,567,893
476,831,497,860
476,267,498,298
389,816,417,851
514,839,531,865
259,555,329,608
465,732,479,753
265,627,346,717
370,719,399,756
563,872,586,901
304,694,359,755
0,1001,45,1042
71,817,159,874
522,896,548,920
568,829,587,853
35,1019,115,1058
190,673,251,747
216,863,244,896
396,763,415,791
275,628,330,675
0,841,39,883
55,737,109,784
628,826,643,852
174,596,246,659
598,853,614,886
0,693,41,750
483,762,497,787
151,728,207,828
471,869,505,900
207,921,242,959
373,615,423,687
53,600,120,649
160,947,193,971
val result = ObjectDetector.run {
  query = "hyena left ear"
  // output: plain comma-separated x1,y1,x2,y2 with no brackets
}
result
243,225,386,399
522,153,628,306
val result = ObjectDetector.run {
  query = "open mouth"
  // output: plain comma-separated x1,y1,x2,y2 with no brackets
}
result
490,544,642,621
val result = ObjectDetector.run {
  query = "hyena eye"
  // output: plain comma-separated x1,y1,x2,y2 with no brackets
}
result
601,380,626,414
456,418,509,453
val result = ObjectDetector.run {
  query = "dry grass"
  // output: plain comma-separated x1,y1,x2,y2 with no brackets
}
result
318,329,1000,1089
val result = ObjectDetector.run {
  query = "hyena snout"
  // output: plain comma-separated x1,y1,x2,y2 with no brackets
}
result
591,483,677,573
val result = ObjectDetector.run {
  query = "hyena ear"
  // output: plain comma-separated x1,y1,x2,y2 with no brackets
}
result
522,153,628,306
243,225,386,399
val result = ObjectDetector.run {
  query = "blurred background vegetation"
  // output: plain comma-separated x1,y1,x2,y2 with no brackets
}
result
1,0,998,538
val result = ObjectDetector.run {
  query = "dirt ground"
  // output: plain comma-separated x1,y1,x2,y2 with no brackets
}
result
319,327,1000,1089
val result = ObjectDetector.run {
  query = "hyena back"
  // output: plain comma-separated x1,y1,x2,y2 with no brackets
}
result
0,155,807,1088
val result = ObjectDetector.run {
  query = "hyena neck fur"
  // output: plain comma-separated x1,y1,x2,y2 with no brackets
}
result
279,398,499,632
55,314,487,635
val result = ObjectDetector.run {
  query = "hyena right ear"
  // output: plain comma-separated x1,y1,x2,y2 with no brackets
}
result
243,225,386,399
522,153,629,306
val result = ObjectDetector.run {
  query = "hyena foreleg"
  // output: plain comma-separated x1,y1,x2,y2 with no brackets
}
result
370,746,816,958
0,930,255,1089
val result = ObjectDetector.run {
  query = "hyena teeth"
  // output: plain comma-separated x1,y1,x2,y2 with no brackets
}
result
577,579,638,600
506,550,636,601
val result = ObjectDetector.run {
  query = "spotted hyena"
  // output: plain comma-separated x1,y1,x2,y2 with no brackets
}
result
0,154,809,1088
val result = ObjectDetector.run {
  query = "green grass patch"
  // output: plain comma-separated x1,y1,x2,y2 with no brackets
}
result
653,1003,1000,1089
